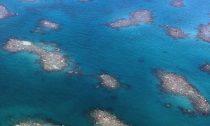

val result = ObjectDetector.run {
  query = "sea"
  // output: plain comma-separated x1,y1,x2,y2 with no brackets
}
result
0,0,210,125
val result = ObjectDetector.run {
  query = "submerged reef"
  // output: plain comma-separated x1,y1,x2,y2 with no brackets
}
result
155,69,210,115
99,74,120,89
20,0,36,2
79,0,91,2
109,9,153,29
200,64,210,74
4,39,68,72
170,0,185,8
40,20,60,30
0,4,13,19
163,25,188,39
33,20,60,34
197,23,210,43
178,106,196,116
14,119,63,126
90,109,128,126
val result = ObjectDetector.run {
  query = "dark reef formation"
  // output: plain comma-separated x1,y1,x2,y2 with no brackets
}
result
0,4,14,19
90,109,128,126
163,25,188,39
197,23,210,43
79,0,91,2
155,69,210,115
109,9,153,29
99,74,120,89
13,119,63,126
39,20,60,30
200,64,210,74
170,0,185,8
4,39,68,72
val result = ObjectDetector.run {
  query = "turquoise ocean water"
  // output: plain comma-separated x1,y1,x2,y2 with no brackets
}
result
1,0,210,125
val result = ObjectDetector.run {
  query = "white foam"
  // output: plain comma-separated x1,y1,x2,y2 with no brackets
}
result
22,41,32,46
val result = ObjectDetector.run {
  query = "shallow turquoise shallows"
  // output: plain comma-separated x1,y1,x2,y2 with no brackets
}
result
1,0,210,125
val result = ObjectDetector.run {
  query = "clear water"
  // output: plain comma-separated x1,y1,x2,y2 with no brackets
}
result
0,0,210,125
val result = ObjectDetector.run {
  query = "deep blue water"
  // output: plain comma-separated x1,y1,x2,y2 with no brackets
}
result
1,0,210,125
